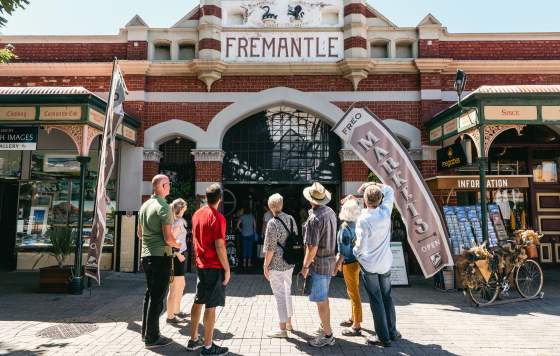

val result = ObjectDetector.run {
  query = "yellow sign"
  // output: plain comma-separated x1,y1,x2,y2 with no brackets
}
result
40,106,82,120
0,107,36,120
484,106,537,121
123,126,137,142
542,106,560,121
88,109,105,127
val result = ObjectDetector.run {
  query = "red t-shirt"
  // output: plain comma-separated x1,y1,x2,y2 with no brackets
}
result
192,206,226,269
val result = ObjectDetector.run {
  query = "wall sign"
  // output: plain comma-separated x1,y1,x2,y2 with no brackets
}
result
390,242,409,286
334,107,453,278
0,126,38,150
437,143,467,171
426,175,531,191
222,32,343,62
542,106,560,121
484,106,537,121
39,106,82,120
0,107,35,121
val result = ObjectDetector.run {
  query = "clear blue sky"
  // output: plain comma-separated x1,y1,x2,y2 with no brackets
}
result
2,0,559,35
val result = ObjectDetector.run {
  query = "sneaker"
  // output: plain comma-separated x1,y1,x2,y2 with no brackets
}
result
166,316,182,324
200,343,229,356
366,335,391,347
186,337,204,351
308,334,335,348
145,336,173,349
390,331,402,341
266,329,288,338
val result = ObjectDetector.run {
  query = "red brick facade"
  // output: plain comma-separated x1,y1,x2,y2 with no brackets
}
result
198,38,221,52
143,161,159,181
143,102,232,130
201,5,222,18
344,3,367,17
195,161,222,182
438,40,560,60
6,43,128,62
344,37,368,50
342,161,369,182
127,41,148,60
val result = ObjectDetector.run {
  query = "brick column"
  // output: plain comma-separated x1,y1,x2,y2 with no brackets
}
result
343,0,368,59
339,149,369,196
142,149,162,201
192,149,225,202
198,0,222,60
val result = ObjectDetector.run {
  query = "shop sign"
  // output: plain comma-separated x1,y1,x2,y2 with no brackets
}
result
0,107,36,121
484,106,537,121
429,126,442,142
443,119,457,136
542,106,560,121
390,242,409,286
88,109,105,127
222,32,343,62
427,175,531,190
39,106,82,120
458,110,478,131
123,125,137,142
0,126,38,150
334,107,453,278
437,143,467,171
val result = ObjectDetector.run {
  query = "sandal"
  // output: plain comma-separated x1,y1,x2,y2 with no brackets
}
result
339,319,353,327
342,327,362,336
175,312,188,319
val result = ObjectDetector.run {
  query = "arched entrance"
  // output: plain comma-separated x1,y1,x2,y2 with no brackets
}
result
222,105,342,239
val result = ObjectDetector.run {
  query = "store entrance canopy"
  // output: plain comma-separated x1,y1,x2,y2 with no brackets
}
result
0,87,139,156
426,85,560,158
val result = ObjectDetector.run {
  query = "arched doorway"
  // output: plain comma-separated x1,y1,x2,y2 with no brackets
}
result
222,105,342,243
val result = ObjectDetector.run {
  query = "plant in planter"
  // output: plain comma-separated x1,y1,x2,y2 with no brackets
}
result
33,226,76,293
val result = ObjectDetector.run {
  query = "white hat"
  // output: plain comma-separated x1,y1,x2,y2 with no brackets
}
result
303,182,331,206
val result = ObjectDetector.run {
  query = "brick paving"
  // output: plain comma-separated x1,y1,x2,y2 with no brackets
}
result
0,269,559,356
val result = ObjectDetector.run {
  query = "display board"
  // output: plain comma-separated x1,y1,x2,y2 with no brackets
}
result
390,242,409,286
443,205,499,255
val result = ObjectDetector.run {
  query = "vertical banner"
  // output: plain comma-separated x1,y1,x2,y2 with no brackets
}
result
333,107,453,278
85,61,128,284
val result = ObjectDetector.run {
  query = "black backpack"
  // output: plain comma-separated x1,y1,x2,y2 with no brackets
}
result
274,216,304,265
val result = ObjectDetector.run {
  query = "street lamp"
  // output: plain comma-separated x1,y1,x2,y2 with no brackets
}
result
454,68,489,243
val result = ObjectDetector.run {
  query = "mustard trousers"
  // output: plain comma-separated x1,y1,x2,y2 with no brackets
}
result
342,261,363,323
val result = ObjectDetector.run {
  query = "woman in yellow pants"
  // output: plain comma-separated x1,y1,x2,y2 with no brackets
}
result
334,196,363,336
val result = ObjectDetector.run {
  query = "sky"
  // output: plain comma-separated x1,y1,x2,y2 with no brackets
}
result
1,0,559,36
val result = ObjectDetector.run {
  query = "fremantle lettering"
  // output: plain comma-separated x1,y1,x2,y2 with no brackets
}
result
222,32,343,62
334,108,453,278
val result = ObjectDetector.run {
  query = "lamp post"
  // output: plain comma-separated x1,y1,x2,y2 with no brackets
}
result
454,69,489,243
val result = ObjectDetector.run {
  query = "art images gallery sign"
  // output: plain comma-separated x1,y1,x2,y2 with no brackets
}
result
222,32,343,62
0,126,38,150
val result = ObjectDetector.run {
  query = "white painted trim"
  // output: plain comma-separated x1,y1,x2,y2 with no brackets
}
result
142,182,152,196
420,89,442,101
144,119,206,149
205,87,345,149
342,182,364,196
383,119,422,149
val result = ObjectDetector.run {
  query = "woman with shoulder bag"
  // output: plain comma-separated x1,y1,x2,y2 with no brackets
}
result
166,198,189,324
263,193,297,338
333,195,363,336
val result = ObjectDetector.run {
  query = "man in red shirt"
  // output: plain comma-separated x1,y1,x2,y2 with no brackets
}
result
187,183,230,356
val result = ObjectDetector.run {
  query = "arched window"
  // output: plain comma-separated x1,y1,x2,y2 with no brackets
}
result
222,106,341,184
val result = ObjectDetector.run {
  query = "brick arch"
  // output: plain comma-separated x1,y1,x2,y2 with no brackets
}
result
383,119,422,150
143,119,206,150
205,87,346,149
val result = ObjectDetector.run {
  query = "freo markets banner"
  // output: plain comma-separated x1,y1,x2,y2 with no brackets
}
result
333,108,453,278
0,126,38,150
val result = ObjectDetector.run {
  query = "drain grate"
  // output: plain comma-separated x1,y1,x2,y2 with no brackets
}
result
36,323,98,339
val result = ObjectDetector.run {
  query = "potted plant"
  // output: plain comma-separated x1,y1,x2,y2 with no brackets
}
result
33,226,76,293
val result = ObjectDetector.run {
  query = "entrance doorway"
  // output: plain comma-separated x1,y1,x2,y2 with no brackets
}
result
222,106,342,271
0,182,18,270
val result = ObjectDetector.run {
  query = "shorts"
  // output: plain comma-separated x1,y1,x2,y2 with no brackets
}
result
309,270,332,302
172,253,186,277
194,268,226,308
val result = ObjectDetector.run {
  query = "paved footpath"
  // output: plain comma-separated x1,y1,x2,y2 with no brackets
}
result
0,269,559,356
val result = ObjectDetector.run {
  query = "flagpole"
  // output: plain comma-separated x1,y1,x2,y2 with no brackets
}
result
69,59,118,294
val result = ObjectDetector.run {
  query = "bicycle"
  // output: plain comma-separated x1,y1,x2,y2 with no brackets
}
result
460,240,544,306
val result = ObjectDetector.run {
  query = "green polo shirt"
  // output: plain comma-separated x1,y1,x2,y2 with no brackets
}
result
139,194,174,257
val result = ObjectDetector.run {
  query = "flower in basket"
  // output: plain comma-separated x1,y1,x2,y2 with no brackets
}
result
465,243,490,261
516,229,543,246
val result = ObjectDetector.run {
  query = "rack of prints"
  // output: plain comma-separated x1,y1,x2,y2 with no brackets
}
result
443,205,499,255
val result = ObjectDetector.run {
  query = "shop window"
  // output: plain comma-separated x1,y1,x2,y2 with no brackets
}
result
178,44,196,60
159,138,196,211
0,151,22,178
396,41,413,58
370,41,388,58
153,43,171,60
533,151,559,183
489,147,529,175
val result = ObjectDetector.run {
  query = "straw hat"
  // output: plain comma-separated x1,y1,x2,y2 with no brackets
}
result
303,182,331,206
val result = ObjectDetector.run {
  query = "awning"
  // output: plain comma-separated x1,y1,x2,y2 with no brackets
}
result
0,86,140,150
426,85,560,146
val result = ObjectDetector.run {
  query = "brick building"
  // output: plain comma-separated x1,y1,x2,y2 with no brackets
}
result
1,0,559,271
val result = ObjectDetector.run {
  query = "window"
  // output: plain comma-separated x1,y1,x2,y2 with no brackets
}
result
533,151,559,183
223,107,341,183
153,43,171,60
178,44,196,60
396,42,413,58
371,41,388,58
0,151,22,178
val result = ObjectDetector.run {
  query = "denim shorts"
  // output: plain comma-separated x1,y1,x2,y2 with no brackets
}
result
309,270,332,302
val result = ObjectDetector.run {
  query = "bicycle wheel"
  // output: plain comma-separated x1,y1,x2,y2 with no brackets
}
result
515,259,543,298
467,273,499,306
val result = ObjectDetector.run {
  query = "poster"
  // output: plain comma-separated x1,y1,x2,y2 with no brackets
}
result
390,242,409,286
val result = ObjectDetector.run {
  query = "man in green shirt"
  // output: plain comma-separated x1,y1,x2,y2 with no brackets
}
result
137,174,181,349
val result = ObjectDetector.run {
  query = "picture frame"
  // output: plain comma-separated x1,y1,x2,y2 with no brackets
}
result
539,243,553,263
43,154,80,173
27,207,49,235
35,195,52,207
